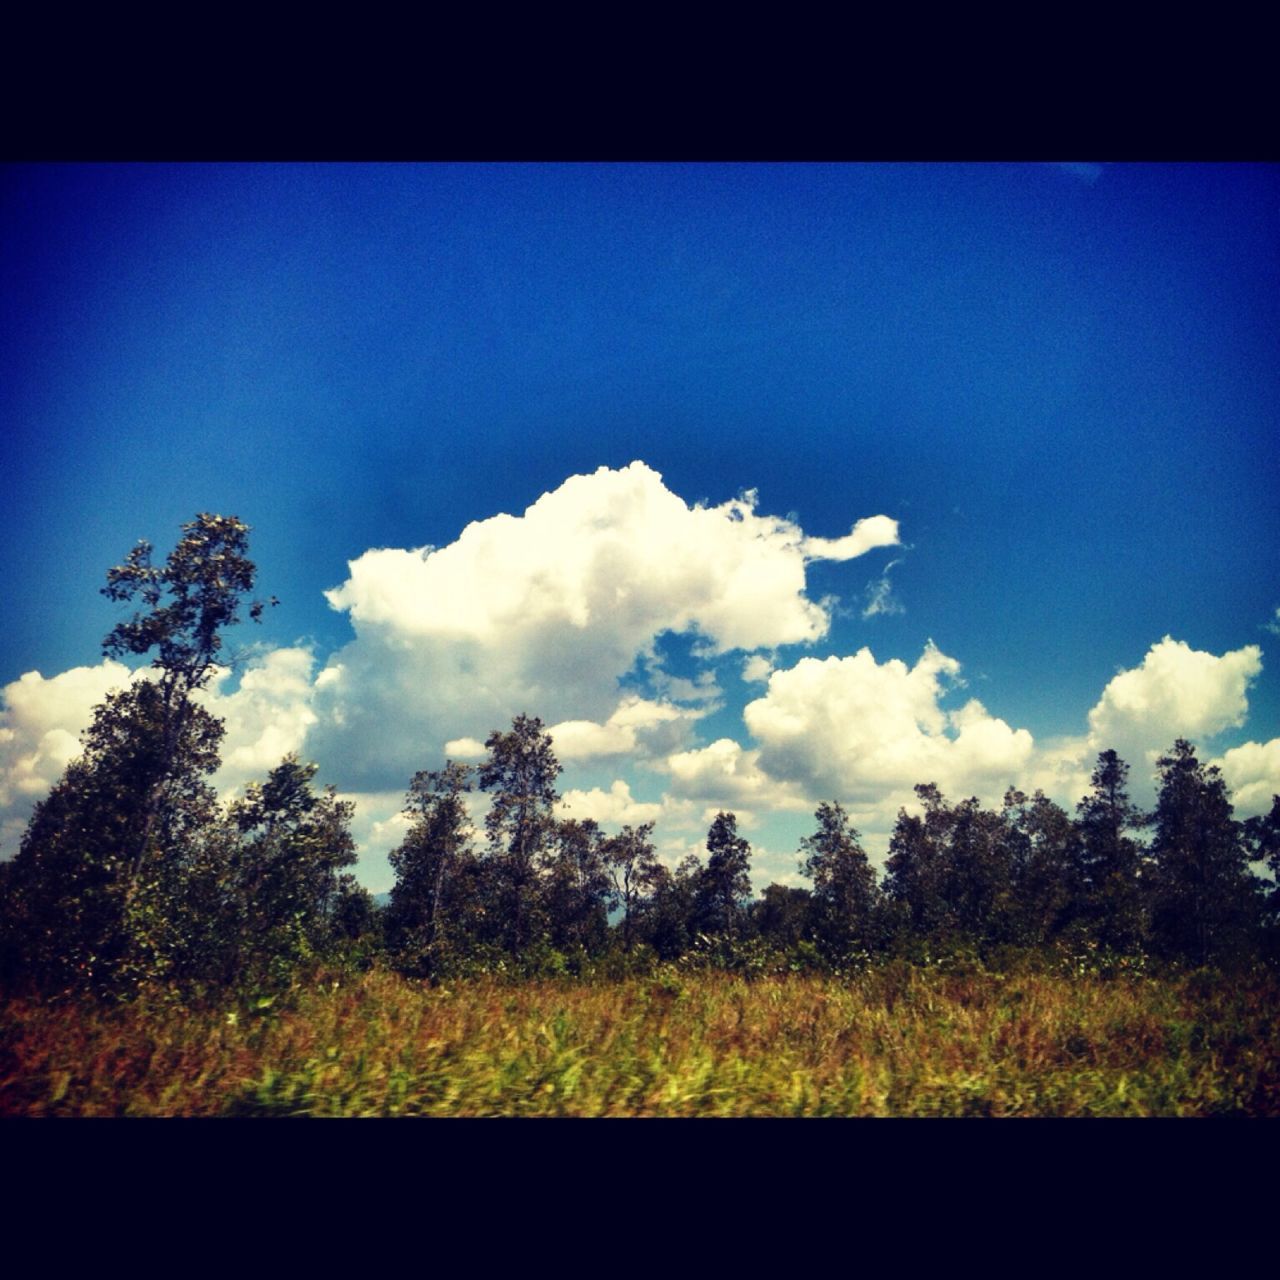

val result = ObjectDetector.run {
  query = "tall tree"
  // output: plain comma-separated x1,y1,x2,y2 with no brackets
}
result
1243,795,1280,924
100,513,273,894
1002,788,1084,948
697,812,752,941
883,784,953,942
1075,750,1148,952
602,822,660,952
638,854,703,960
478,714,562,957
3,514,271,992
387,761,475,975
3,682,223,991
1147,739,1260,966
228,755,357,982
541,818,613,956
800,801,880,960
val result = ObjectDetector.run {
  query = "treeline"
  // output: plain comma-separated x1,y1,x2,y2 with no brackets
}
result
2,514,1278,999
380,722,1280,978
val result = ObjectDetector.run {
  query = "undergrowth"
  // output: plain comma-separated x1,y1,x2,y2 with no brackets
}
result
3,965,1276,1116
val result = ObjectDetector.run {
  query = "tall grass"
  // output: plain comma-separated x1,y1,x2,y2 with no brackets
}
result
3,965,1276,1116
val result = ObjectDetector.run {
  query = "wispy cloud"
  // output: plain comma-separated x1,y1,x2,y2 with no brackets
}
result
862,558,904,619
1050,162,1104,186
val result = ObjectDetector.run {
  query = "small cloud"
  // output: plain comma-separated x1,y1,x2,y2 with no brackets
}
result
556,779,663,828
1264,606,1280,636
1050,162,1104,185
443,737,487,760
741,654,773,684
802,515,900,562
862,559,905,619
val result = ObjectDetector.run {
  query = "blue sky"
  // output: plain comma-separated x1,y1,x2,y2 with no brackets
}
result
3,162,1278,891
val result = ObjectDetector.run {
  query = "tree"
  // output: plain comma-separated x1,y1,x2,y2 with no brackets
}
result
541,818,613,956
4,679,224,992
941,795,1014,945
228,755,357,983
100,513,273,894
1147,739,1260,966
882,784,1014,951
799,801,880,961
1002,788,1084,948
386,762,476,974
697,812,752,941
602,822,660,952
2,514,271,993
1243,795,1280,923
1075,750,1148,952
753,884,813,952
883,784,953,943
638,854,703,961
478,715,562,957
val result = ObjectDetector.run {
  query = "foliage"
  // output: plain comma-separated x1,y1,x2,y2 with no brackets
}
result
227,756,359,985
541,818,613,955
1075,750,1148,952
1146,740,1260,966
478,715,562,956
6,966,1278,1117
385,763,477,977
2,675,224,994
696,812,752,941
800,801,879,961
601,822,660,952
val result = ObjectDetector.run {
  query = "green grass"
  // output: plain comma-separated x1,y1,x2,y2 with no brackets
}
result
3,965,1277,1116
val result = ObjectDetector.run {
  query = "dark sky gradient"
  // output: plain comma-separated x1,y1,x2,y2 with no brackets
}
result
4,162,1278,751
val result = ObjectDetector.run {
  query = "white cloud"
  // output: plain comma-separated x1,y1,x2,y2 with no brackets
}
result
199,647,319,799
742,643,1034,806
556,779,665,828
0,660,140,854
801,514,900,562
1085,636,1261,769
443,737,487,760
310,461,896,788
549,695,703,762
1264,607,1280,637
663,737,813,814
742,654,773,683
862,558,905,619
1212,739,1280,819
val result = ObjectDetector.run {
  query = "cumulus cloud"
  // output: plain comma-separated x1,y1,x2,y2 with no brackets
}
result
1085,636,1261,770
0,648,322,858
652,635,1273,845
1212,739,1280,819
310,462,897,788
0,660,140,854
742,643,1034,806
557,779,665,828
663,737,813,814
199,647,319,798
741,654,773,683
548,696,703,762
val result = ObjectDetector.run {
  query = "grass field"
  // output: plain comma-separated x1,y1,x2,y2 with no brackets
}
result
3,964,1277,1116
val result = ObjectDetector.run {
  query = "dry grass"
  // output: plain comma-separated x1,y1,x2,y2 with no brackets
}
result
3,965,1277,1116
